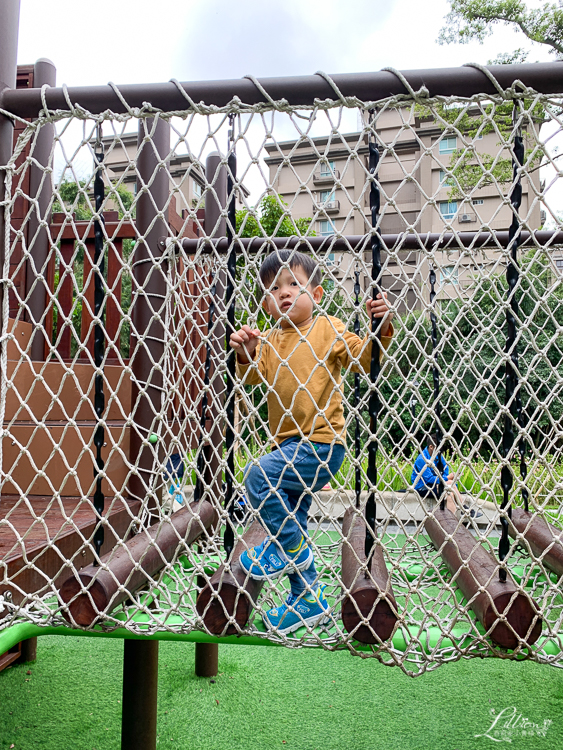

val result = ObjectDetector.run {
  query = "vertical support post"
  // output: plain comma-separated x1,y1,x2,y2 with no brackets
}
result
194,152,227,678
428,266,445,510
121,639,158,750
129,117,170,512
365,121,382,562
223,121,237,559
92,127,106,560
0,0,20,349
203,153,227,509
354,268,361,510
19,636,37,662
25,58,56,361
499,103,526,582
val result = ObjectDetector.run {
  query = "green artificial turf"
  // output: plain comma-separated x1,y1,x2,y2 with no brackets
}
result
1,635,563,750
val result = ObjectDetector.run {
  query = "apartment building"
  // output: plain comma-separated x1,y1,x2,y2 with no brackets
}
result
264,107,543,312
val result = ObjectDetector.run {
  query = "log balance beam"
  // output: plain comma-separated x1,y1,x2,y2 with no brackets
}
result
196,521,267,635
425,508,542,649
59,500,215,626
340,507,398,644
509,507,563,578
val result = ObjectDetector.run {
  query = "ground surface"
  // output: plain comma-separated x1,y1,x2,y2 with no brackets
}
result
0,635,562,750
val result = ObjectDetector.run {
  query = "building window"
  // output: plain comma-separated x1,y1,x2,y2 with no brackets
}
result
439,201,458,220
439,136,457,154
472,199,484,205
556,258,563,271
439,170,454,186
193,181,203,199
319,220,335,236
440,266,459,285
320,161,335,177
319,189,335,204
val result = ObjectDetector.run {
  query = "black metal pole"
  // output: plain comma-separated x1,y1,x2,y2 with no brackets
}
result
0,0,20,354
25,58,56,361
92,127,106,561
175,228,563,255
224,118,237,559
429,267,445,510
365,123,382,563
499,103,527,582
354,269,361,510
121,639,158,750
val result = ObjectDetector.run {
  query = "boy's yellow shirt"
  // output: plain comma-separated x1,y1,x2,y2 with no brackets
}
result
236,314,394,446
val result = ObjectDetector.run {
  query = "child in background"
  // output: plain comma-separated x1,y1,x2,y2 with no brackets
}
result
230,250,394,633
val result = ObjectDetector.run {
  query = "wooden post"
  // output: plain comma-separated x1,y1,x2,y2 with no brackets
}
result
196,521,267,635
425,508,542,648
19,637,37,662
509,507,563,578
341,507,398,643
121,639,158,750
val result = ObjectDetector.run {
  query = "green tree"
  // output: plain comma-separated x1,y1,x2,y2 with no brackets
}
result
236,194,315,238
439,0,563,58
379,253,563,458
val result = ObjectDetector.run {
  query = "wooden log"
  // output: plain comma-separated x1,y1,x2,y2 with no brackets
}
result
59,500,216,626
509,507,563,578
196,521,267,635
341,507,398,644
425,508,542,648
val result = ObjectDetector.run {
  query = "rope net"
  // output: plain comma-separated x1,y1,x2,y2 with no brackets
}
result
1,72,563,676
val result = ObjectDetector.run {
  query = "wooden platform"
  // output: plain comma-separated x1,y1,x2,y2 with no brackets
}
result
0,495,141,613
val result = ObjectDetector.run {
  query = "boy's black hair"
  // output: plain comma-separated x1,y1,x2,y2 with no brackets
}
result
259,249,322,290
426,435,436,448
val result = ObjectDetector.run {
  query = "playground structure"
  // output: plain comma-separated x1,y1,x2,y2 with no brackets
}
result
1,2,563,747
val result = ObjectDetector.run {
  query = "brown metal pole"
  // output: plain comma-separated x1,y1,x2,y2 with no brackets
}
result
121,639,158,750
0,0,20,360
425,508,542,648
203,151,227,510
341,507,398,643
25,58,56,360
128,117,170,513
509,507,563,578
3,62,563,117
19,637,37,662
194,155,227,672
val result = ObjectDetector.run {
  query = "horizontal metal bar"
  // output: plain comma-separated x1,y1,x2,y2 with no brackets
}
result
2,62,563,118
166,229,563,254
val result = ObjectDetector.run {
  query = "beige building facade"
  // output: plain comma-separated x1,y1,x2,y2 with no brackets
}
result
264,107,543,312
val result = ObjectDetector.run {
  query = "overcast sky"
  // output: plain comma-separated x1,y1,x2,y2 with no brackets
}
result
16,0,552,86
14,0,560,219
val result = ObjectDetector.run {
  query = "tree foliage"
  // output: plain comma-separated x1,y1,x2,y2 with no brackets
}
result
379,252,563,458
236,194,315,238
439,0,563,57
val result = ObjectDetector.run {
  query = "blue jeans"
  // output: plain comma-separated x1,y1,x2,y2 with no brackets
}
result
244,437,345,595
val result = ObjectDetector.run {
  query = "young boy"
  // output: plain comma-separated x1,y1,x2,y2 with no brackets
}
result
230,250,394,634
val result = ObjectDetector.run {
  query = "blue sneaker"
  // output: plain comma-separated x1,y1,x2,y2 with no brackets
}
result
263,587,331,634
239,536,313,580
